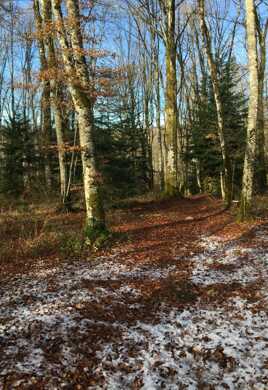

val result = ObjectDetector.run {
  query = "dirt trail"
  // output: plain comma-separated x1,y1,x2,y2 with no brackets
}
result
1,196,268,389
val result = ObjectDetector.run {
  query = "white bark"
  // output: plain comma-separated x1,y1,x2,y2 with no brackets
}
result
240,0,259,218
40,0,68,202
51,0,105,228
198,0,232,204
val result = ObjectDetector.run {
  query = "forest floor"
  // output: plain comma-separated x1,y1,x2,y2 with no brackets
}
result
1,194,268,389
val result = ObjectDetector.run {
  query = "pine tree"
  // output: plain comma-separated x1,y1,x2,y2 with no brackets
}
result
190,58,247,197
0,114,38,197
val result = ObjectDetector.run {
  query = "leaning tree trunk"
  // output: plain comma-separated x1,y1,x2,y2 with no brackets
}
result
51,0,105,235
239,0,259,220
198,0,232,206
164,0,180,196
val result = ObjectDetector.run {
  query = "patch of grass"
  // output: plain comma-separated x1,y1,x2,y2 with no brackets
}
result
0,201,85,267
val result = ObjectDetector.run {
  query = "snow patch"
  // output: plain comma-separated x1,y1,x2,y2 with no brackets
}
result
191,234,266,286
96,299,268,389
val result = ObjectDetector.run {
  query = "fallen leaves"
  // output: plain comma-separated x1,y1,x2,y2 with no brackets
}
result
1,195,268,388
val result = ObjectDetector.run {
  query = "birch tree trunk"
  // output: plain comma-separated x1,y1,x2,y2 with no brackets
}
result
198,0,232,205
42,0,68,204
34,0,68,202
51,0,106,235
154,34,165,191
33,0,52,191
164,0,179,196
239,0,259,219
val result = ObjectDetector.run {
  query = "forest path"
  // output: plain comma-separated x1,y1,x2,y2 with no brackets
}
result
1,196,268,389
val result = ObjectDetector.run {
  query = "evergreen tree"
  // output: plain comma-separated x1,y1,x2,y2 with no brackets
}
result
94,95,150,200
190,58,247,197
0,114,38,197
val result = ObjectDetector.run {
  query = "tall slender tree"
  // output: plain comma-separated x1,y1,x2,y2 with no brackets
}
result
240,0,259,219
161,0,180,196
40,0,68,205
51,0,106,238
255,9,268,192
33,0,52,190
197,0,232,205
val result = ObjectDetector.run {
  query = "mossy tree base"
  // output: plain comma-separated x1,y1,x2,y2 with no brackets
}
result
164,183,182,199
237,195,254,222
84,220,110,250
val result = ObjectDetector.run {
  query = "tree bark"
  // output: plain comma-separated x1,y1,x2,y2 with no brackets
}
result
164,0,180,196
255,13,268,192
41,0,68,204
198,0,232,205
51,0,105,234
33,0,52,191
239,0,259,219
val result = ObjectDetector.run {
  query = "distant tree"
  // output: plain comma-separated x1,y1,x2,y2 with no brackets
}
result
0,114,37,197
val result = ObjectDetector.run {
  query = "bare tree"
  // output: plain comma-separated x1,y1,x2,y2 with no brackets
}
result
51,0,106,237
33,0,52,190
197,0,232,205
240,0,259,219
255,7,268,191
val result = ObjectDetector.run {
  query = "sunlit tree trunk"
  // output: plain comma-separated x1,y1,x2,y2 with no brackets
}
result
33,0,52,191
198,0,232,205
164,0,179,196
240,0,259,219
41,0,68,204
52,0,105,235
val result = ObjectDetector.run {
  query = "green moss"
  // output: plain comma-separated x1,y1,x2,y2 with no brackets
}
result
237,194,254,222
84,221,110,250
164,182,182,198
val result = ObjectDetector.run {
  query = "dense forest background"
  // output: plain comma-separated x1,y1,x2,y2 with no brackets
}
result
0,0,267,234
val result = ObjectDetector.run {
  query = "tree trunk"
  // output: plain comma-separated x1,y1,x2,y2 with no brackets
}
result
164,0,180,196
256,70,266,192
198,0,232,205
255,14,268,192
33,0,52,192
54,96,68,202
41,0,68,204
239,0,259,219
51,0,106,235
41,82,52,191
150,24,164,191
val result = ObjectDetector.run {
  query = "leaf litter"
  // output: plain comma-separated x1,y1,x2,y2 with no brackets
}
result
1,197,268,389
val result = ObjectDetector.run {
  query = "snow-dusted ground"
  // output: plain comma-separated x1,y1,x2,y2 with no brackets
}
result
1,225,268,388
